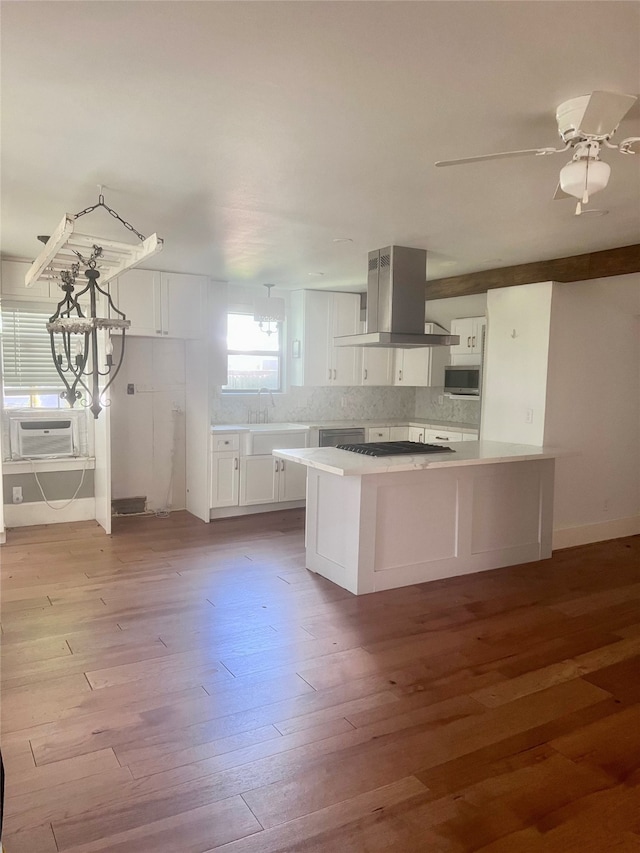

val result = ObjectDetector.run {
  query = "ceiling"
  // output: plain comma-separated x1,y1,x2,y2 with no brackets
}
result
1,1,639,292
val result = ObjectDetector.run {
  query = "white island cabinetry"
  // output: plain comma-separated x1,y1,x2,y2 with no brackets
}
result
274,442,557,595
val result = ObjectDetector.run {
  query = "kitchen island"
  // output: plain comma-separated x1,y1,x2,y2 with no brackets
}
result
273,441,558,595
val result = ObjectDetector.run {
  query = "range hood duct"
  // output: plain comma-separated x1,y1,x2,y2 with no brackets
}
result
335,246,459,348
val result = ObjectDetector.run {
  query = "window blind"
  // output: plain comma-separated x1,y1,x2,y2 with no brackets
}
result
1,306,64,392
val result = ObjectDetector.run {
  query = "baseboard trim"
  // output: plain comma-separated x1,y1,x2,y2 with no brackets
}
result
3,497,96,527
210,500,305,520
553,515,640,550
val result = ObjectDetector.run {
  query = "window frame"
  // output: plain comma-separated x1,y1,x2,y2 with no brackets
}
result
222,310,284,394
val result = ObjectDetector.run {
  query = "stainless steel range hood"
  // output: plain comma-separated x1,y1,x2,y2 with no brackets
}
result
335,246,459,348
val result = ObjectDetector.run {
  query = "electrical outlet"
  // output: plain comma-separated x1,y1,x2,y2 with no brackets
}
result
525,408,534,424
12,486,23,504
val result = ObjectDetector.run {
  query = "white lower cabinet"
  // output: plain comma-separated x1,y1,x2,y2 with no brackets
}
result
367,427,390,442
210,452,240,508
424,428,464,444
389,426,409,441
408,427,425,443
239,456,306,506
278,458,307,502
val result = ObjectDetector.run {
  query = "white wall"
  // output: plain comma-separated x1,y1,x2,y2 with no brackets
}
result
110,337,186,512
545,273,640,547
425,293,487,332
481,282,554,445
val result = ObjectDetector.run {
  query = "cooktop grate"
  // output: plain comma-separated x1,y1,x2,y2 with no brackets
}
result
335,441,454,457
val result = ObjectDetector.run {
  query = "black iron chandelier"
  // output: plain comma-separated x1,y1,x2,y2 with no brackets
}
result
47,245,129,418
43,191,159,419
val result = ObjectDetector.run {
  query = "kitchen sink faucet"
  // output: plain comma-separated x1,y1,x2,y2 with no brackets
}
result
248,387,275,423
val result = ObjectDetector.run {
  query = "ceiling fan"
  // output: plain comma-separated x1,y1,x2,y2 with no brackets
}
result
435,91,640,215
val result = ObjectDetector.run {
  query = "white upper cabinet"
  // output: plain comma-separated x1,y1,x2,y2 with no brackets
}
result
393,324,448,387
450,316,486,362
361,342,394,386
110,269,161,336
1,260,89,306
163,273,205,339
1,260,50,300
111,269,207,339
290,290,361,386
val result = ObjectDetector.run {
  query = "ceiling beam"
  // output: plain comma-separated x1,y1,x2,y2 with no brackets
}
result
425,244,640,300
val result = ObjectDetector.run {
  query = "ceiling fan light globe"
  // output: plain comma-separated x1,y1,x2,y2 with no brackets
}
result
559,159,611,200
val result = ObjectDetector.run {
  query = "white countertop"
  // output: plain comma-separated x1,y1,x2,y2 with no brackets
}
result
273,441,558,476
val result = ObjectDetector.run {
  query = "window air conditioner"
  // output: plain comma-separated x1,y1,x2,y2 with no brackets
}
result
9,417,78,460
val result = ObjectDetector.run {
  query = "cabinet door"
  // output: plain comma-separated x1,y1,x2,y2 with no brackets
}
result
278,458,307,502
1,260,51,300
389,426,409,441
424,428,463,444
362,347,393,386
470,318,486,355
240,455,278,506
330,293,361,385
303,291,332,386
210,452,240,508
408,427,425,443
400,348,432,386
449,318,474,357
113,269,162,336
162,273,205,339
367,427,390,442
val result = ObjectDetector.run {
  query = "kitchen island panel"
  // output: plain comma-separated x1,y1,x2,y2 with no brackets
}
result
303,457,555,595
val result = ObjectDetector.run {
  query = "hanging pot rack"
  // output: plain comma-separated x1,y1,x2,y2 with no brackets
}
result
25,192,163,290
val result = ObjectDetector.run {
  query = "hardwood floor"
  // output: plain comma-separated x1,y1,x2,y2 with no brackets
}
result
0,510,638,852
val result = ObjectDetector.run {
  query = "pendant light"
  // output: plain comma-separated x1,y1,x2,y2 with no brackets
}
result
253,284,285,336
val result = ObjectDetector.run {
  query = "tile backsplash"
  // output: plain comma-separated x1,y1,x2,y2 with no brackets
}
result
414,387,481,425
213,384,480,427
212,385,416,424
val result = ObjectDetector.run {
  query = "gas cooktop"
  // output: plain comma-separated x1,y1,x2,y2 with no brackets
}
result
335,441,454,457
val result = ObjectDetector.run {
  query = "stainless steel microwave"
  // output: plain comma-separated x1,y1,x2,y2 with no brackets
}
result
444,364,481,397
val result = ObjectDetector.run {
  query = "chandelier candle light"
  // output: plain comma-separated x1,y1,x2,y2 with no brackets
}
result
26,190,163,418
47,246,129,418
253,283,285,336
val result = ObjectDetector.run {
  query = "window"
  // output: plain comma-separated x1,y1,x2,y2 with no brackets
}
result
1,305,66,408
223,312,282,392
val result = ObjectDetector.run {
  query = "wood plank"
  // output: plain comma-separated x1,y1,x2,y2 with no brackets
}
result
1,513,638,852
425,243,640,299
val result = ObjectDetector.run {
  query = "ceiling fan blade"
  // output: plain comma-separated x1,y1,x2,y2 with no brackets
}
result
579,91,637,137
435,147,559,167
553,183,571,200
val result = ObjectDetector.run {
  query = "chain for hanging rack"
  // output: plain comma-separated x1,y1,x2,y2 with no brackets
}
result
74,193,146,242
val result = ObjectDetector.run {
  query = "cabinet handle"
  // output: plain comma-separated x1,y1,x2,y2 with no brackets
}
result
280,460,285,471
467,336,471,348
275,459,279,472
364,369,368,380
328,369,332,381
472,336,476,347
234,457,238,470
435,435,448,441
398,369,403,382
333,369,337,380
